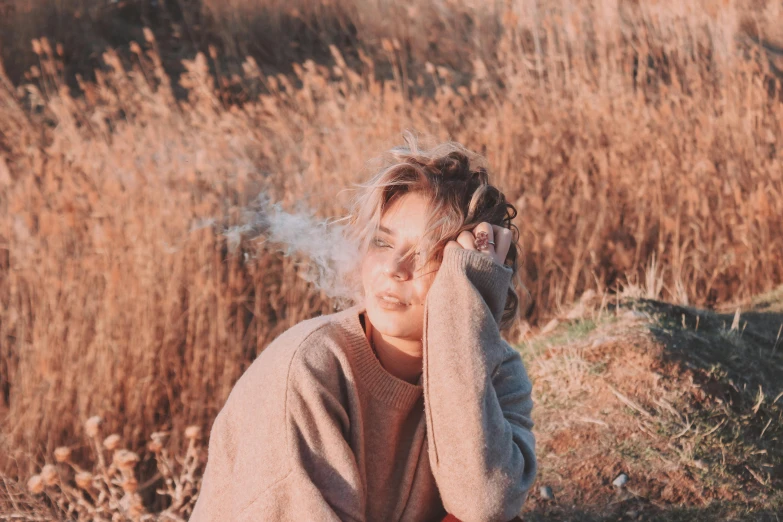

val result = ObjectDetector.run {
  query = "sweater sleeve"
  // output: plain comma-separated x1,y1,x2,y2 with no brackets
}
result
190,330,366,522
422,243,537,522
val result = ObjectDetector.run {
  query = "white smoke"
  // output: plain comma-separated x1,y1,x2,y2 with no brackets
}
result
224,193,363,308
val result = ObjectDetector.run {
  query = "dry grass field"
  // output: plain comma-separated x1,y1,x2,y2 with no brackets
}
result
1,0,783,519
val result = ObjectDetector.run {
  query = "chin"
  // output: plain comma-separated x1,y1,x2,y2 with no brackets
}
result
366,302,418,339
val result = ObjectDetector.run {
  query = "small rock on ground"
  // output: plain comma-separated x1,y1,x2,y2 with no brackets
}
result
613,473,629,488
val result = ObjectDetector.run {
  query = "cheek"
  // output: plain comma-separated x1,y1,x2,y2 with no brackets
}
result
413,271,437,304
360,253,380,293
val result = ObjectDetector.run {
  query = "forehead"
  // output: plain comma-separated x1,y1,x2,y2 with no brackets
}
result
379,192,431,238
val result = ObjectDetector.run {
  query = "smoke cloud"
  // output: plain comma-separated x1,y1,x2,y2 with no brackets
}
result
224,193,363,308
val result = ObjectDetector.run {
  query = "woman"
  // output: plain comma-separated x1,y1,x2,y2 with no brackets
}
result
190,134,536,522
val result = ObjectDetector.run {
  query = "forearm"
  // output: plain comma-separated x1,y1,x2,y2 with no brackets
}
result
424,330,536,521
423,247,536,521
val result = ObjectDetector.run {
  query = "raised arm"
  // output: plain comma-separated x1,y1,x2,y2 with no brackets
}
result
422,243,537,522
190,331,366,522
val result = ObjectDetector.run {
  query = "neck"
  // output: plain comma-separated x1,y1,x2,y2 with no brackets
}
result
364,314,423,385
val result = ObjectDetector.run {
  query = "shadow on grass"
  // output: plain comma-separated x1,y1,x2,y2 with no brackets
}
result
631,298,783,501
641,298,783,398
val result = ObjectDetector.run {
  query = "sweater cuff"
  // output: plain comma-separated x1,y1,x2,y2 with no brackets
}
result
439,243,513,324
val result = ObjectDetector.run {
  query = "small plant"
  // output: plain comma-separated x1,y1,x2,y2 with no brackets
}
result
23,416,203,521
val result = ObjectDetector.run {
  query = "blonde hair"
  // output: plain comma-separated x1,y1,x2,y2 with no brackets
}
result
345,131,524,330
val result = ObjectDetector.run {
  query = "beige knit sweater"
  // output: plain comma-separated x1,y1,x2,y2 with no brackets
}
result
189,244,536,522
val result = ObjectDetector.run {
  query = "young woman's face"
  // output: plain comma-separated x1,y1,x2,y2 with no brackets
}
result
361,192,440,343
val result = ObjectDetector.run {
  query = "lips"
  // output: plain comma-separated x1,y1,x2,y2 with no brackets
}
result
376,290,408,306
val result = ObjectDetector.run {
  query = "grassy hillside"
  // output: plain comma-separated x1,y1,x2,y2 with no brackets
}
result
521,290,783,521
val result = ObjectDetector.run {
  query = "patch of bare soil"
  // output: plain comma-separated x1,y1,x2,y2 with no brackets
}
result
519,298,783,521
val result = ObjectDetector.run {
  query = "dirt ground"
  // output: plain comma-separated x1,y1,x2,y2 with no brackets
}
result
518,293,783,521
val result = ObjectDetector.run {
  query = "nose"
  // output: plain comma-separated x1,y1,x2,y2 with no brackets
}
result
383,253,412,280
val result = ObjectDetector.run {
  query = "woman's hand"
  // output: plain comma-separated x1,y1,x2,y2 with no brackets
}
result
449,222,512,266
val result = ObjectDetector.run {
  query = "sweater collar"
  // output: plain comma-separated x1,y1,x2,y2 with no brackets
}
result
336,303,424,410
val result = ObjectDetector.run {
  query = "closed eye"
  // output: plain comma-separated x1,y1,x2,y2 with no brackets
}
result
372,237,391,248
372,236,424,262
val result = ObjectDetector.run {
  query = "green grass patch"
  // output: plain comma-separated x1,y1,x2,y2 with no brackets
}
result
517,318,600,361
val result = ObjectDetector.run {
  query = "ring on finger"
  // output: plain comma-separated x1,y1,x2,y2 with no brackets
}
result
474,231,495,250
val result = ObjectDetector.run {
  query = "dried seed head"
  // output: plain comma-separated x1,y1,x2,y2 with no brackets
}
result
85,416,102,437
120,492,146,517
184,425,201,440
75,471,93,490
147,439,163,453
103,434,122,451
113,449,140,470
40,464,58,486
40,38,52,56
129,503,145,518
121,476,139,493
27,475,44,494
54,447,72,463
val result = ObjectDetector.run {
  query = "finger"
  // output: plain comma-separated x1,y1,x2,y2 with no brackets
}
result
472,222,495,255
492,225,513,264
456,230,476,250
